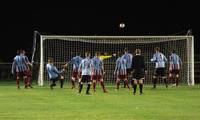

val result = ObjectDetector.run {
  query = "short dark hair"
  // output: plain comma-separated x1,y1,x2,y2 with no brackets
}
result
19,49,24,54
85,52,91,57
135,49,141,55
117,51,122,57
124,48,128,52
16,50,20,55
155,47,160,52
95,51,100,56
76,52,81,56
48,57,54,63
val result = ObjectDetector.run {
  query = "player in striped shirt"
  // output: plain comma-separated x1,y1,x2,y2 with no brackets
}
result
91,52,108,93
63,53,83,89
121,48,133,88
169,50,182,87
114,52,130,90
22,50,33,88
11,49,29,89
46,58,65,89
78,52,92,95
151,47,168,88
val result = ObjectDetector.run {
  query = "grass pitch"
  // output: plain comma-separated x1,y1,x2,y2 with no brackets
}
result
0,82,200,120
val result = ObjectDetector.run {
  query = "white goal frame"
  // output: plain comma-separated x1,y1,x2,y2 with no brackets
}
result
37,35,194,86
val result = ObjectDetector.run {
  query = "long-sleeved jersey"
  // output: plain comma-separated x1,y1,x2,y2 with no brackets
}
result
131,55,145,71
151,52,167,68
99,55,112,61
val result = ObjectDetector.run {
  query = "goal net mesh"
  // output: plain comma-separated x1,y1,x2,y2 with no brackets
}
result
34,36,194,86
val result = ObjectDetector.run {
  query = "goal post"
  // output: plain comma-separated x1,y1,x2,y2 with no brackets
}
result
35,35,194,86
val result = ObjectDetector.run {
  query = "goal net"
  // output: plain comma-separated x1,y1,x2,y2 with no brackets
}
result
33,35,194,86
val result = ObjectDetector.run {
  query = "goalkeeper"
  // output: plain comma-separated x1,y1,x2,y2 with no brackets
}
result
99,52,116,61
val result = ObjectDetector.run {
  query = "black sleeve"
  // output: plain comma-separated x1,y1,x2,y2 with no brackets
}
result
131,57,134,71
142,56,145,70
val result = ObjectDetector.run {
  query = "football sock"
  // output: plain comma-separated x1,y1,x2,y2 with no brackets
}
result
60,80,63,88
153,78,157,88
116,80,120,89
79,83,83,93
71,80,75,88
16,79,19,88
86,84,91,94
24,78,28,88
133,83,137,93
123,81,126,88
139,83,143,94
176,77,179,86
93,82,96,91
163,78,168,88
100,81,106,92
125,80,130,89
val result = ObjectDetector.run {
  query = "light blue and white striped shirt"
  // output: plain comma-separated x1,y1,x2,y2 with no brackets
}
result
11,55,29,74
46,63,63,80
151,52,167,68
70,56,83,71
91,56,103,75
121,53,133,69
114,57,127,75
169,53,182,70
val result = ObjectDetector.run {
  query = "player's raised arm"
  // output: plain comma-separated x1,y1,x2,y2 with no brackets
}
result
99,52,117,61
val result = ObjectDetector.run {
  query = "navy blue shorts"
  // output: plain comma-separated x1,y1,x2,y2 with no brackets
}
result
154,68,165,77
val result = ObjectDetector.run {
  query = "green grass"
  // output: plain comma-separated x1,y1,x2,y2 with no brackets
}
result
0,82,200,120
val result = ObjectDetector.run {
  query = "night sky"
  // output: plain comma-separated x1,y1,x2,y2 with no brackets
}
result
1,1,199,62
